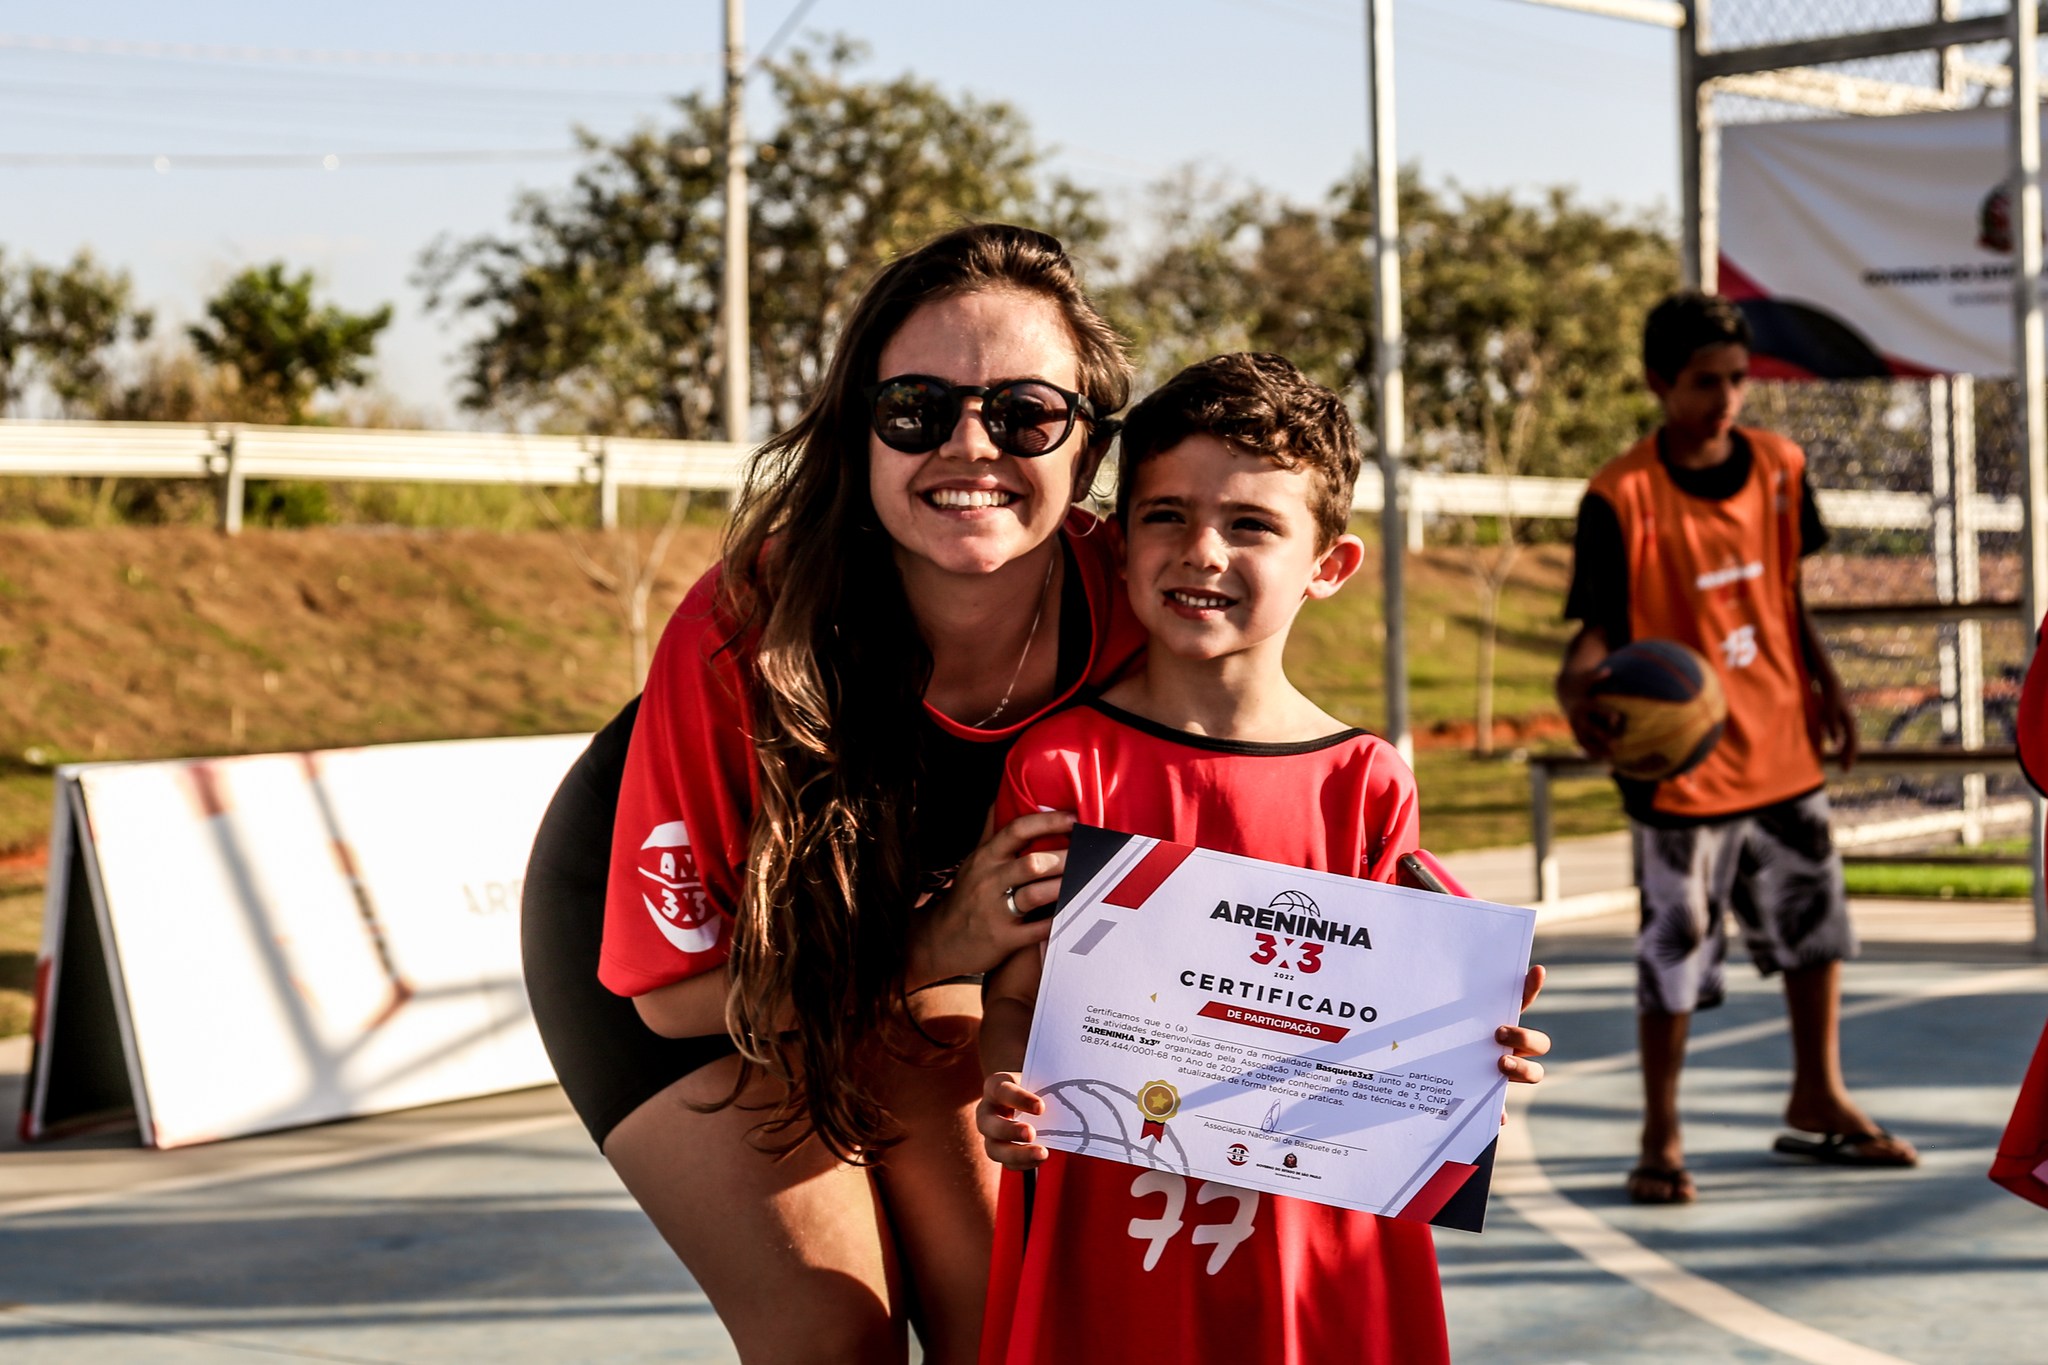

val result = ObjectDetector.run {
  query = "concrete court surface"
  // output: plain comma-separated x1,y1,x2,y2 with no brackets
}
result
1,898,2044,1363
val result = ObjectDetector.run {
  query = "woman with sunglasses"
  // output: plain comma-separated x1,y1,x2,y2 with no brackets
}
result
521,223,1143,1363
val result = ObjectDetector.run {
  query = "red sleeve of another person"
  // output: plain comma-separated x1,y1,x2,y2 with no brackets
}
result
598,565,759,997
1992,633,2048,1208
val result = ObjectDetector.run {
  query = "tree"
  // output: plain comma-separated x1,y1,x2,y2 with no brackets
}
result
420,36,1106,684
0,251,26,413
421,37,1105,438
1103,172,1270,389
0,248,154,417
1109,169,1674,749
1107,166,1437,411
1399,186,1674,752
25,251,154,416
187,262,391,424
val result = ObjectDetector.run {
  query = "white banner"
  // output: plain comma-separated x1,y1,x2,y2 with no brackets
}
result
1721,107,2038,379
24,734,586,1147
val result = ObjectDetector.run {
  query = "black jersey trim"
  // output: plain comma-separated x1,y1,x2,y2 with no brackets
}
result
1653,428,1754,503
1087,699,1368,756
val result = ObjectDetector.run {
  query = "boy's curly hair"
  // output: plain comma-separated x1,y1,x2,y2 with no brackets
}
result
1114,352,1359,547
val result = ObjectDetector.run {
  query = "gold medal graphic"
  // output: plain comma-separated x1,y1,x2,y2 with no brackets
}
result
1137,1079,1180,1140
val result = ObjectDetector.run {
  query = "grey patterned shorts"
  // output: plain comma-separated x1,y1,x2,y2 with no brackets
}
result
1633,788,1855,1015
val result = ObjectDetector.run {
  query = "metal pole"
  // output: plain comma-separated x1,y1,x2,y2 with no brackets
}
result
595,441,619,532
2010,0,2048,950
722,0,751,447
1677,0,1712,288
1941,0,1966,100
1365,0,1411,762
1531,765,1559,905
216,429,243,536
1954,375,1989,843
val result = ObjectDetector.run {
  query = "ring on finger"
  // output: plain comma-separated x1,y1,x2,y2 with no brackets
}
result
1003,885,1022,919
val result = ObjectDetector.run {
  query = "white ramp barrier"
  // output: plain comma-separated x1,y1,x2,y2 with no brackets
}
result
22,734,589,1147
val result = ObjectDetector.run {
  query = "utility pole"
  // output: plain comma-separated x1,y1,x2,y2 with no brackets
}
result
1365,0,1411,761
722,0,750,446
1676,0,1711,288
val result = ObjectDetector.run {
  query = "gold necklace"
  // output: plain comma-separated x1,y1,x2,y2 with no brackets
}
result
974,552,1058,729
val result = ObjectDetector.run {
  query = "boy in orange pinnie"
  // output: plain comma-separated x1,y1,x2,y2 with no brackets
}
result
1557,291,1915,1207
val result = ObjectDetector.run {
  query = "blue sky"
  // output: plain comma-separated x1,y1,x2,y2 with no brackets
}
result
0,0,1679,420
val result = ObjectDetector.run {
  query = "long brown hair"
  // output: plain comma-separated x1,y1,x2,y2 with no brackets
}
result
717,223,1131,1161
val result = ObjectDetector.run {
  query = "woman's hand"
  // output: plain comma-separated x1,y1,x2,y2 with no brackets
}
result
978,1071,1050,1169
908,810,1073,990
1497,964,1551,1086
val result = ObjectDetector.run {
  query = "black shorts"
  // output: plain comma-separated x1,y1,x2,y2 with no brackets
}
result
520,697,740,1147
1632,788,1854,1015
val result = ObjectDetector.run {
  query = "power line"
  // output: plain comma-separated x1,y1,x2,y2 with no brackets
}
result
752,0,826,72
0,148,586,170
1213,0,1357,31
0,33,716,68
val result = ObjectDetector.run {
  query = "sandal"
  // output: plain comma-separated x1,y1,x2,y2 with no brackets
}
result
1626,1165,1697,1205
1772,1129,1918,1168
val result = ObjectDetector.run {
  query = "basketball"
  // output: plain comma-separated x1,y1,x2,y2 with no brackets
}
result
1583,639,1727,782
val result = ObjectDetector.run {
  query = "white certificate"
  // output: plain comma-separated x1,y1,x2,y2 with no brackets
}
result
1019,825,1535,1233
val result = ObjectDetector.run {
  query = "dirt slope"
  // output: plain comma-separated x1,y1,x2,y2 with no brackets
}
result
0,525,721,798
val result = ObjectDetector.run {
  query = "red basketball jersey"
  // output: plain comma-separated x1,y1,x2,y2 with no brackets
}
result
1993,633,2048,1209
980,701,1447,1365
599,512,1145,997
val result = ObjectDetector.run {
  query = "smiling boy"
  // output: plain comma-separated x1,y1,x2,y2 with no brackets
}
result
973,353,1548,1365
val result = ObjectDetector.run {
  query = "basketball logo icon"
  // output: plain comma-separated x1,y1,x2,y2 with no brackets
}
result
1267,888,1320,918
1227,1144,1249,1166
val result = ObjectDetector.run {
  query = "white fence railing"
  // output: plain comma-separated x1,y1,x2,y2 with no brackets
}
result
0,418,2025,540
0,420,752,532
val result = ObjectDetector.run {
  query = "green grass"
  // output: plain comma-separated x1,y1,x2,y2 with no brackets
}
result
1412,752,1620,853
0,771,55,858
0,877,40,1038
1842,860,2033,900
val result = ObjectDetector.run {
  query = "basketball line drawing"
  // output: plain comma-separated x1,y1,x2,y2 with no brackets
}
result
1036,1078,1192,1175
1075,1081,1136,1146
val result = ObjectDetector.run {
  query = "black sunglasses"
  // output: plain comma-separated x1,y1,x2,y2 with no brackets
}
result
863,374,1120,458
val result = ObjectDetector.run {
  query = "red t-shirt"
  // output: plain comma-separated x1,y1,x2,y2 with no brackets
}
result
1993,631,2048,1209
598,511,1145,998
980,701,1447,1365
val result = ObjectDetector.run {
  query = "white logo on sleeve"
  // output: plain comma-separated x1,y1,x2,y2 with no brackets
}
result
637,820,723,955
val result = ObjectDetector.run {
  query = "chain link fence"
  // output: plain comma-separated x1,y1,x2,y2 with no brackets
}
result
1704,3,2030,842
1748,374,2028,839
